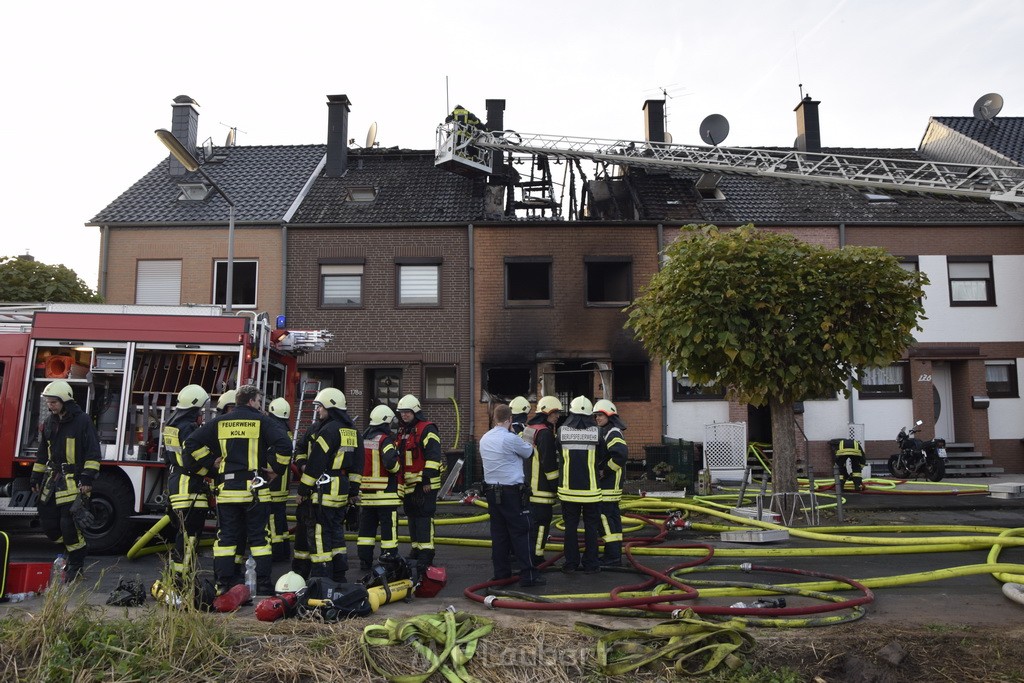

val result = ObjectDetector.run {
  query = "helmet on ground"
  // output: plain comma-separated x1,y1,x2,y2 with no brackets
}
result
216,390,236,411
592,399,617,417
313,388,346,410
370,404,396,426
41,380,74,403
275,571,306,594
536,396,563,414
177,384,210,410
268,397,291,419
569,396,593,416
509,396,531,415
397,394,421,412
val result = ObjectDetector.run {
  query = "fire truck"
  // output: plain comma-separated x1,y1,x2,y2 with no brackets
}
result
0,303,329,553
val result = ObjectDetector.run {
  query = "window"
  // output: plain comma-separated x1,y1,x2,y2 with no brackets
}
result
672,374,725,401
483,365,532,402
425,366,456,400
948,257,995,306
136,260,181,305
858,362,910,399
505,257,552,306
897,257,918,273
213,260,258,309
585,257,632,306
397,258,440,306
613,362,648,401
986,360,1019,399
320,263,363,307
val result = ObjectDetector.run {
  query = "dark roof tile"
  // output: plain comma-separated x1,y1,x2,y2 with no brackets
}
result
932,117,1024,165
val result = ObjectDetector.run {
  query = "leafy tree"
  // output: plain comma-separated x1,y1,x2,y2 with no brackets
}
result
626,225,927,495
0,256,102,303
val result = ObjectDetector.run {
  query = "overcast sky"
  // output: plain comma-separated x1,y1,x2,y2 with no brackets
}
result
3,0,1021,291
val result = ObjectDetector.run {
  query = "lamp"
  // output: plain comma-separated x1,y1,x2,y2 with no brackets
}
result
155,128,237,313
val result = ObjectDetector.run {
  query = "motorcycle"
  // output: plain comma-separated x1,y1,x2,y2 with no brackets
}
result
887,420,947,481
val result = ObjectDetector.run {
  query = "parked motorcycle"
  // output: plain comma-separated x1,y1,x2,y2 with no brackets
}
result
887,420,947,481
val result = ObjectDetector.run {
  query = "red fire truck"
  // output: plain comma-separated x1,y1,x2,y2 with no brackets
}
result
0,304,327,553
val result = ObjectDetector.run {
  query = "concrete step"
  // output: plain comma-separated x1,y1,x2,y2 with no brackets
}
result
946,467,1005,477
946,458,994,466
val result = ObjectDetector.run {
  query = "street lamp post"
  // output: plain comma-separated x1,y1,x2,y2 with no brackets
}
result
155,128,237,313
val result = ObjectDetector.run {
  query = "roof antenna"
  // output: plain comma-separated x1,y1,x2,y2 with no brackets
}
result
798,82,804,100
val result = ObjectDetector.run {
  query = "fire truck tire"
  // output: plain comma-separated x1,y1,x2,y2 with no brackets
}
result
83,473,136,554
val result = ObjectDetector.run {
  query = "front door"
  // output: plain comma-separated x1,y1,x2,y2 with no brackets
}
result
932,362,955,441
370,368,402,411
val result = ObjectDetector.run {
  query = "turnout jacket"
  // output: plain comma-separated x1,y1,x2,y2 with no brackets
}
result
395,417,444,491
557,416,601,504
358,425,401,506
522,417,559,504
299,409,360,507
162,408,208,509
268,416,294,503
31,401,101,505
183,404,292,504
596,422,628,503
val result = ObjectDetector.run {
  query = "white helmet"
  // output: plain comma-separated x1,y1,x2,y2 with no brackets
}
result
268,397,291,419
509,396,531,415
369,404,396,426
41,380,74,403
592,399,617,416
536,396,563,414
176,384,210,410
216,390,237,411
275,571,306,594
314,387,347,410
569,395,593,416
397,394,421,412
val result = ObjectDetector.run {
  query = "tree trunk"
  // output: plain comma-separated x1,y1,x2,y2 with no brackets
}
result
769,396,799,495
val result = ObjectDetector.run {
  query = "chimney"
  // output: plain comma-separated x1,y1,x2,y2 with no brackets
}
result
794,95,821,153
643,99,666,143
485,99,505,132
326,94,351,177
169,95,200,176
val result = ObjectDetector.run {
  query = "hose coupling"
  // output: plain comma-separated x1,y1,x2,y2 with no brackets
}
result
484,595,498,609
739,562,753,572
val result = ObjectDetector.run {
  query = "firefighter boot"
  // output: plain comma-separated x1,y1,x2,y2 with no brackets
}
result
416,549,435,574
255,555,275,595
852,476,863,493
292,557,312,580
358,545,374,572
332,552,348,583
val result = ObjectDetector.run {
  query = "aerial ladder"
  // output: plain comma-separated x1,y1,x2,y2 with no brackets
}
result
435,123,1024,207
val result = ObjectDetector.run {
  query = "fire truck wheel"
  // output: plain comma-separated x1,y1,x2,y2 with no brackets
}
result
82,473,136,554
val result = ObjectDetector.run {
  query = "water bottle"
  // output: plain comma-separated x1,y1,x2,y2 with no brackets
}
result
6,592,35,603
753,598,787,609
244,556,257,594
729,601,748,609
50,554,66,587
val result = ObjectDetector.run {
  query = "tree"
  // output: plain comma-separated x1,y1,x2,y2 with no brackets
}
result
626,225,927,496
0,256,102,303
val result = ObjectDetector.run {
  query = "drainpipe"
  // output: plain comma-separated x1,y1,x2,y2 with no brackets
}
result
468,223,475,450
839,222,856,427
657,223,667,436
280,223,287,317
99,226,110,299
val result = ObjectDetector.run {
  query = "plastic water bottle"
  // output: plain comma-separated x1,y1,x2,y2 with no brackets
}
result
50,554,66,587
753,598,787,609
729,601,748,608
244,556,257,594
5,592,35,603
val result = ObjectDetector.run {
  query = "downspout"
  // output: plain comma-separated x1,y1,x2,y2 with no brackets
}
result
468,223,475,451
280,223,287,316
99,226,110,299
657,223,667,435
839,222,855,427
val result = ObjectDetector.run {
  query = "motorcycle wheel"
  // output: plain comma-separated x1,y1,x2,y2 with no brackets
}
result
888,454,911,479
924,457,945,482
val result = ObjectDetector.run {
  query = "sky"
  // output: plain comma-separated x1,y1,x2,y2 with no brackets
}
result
3,0,1022,291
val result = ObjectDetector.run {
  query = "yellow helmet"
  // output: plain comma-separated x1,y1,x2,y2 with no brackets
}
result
369,404,396,426
314,387,347,410
397,394,421,412
269,397,291,419
509,396,531,414
569,395,593,416
536,396,563,414
216,390,237,411
592,399,617,416
41,380,74,403
176,384,210,410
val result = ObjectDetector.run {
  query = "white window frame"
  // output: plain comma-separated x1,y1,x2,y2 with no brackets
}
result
398,264,440,307
213,259,259,309
320,263,363,307
135,259,182,306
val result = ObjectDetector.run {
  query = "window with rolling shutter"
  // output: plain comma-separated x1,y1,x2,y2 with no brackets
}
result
398,264,439,306
135,260,182,305
321,264,363,307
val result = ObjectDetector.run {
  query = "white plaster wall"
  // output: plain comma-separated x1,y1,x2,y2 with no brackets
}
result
988,360,1024,440
850,395,915,442
916,255,1024,343
802,397,853,441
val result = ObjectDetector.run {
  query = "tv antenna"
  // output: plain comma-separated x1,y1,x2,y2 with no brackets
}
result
973,93,1003,124
699,114,730,146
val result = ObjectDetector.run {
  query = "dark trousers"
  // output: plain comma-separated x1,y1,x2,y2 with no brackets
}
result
485,485,539,581
171,505,206,577
404,487,437,558
599,500,623,562
560,501,600,571
529,502,554,564
269,500,290,561
299,501,348,581
38,498,87,571
292,500,310,577
357,505,399,569
836,454,866,489
214,502,272,589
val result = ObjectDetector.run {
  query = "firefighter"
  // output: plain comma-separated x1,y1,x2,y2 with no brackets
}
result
29,380,101,583
592,399,628,567
216,389,236,415
183,384,292,594
163,384,211,582
297,388,359,582
445,104,482,158
509,396,531,436
290,417,319,578
395,394,444,572
557,396,602,574
834,438,867,492
522,395,561,567
356,404,401,572
267,397,294,562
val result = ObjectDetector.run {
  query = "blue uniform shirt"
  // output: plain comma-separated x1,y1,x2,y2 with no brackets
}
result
479,425,534,485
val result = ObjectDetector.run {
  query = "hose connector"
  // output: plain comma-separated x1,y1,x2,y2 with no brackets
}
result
671,609,685,619
484,595,498,609
739,562,753,572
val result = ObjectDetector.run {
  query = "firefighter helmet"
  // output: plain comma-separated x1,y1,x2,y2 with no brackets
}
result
268,397,291,419
275,571,306,594
569,396,593,416
592,399,618,416
509,396,531,414
536,396,563,414
314,387,347,410
176,384,210,410
216,390,236,411
369,404,396,426
41,380,74,403
397,394,421,412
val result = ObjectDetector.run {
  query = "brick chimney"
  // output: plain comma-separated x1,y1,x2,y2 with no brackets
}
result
326,94,351,177
485,99,505,132
169,95,200,176
643,99,666,143
794,95,821,153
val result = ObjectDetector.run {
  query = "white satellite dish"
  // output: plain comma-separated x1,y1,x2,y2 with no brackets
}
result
225,128,237,147
699,114,730,146
366,122,378,148
973,93,1004,121
664,131,673,144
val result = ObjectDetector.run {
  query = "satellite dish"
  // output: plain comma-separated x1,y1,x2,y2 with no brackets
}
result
973,93,1004,121
366,121,378,149
699,114,730,146
225,128,236,147
664,131,673,144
